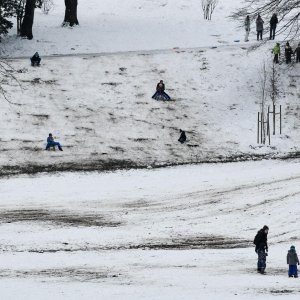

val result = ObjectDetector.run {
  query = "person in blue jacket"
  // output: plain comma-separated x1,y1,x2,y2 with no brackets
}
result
45,133,63,151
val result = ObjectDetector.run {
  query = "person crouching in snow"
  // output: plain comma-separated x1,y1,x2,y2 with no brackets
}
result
30,52,41,66
254,225,269,274
152,80,171,101
287,245,299,278
45,133,63,151
178,129,186,144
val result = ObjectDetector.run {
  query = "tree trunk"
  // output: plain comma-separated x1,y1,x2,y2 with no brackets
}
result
63,0,79,26
20,0,36,39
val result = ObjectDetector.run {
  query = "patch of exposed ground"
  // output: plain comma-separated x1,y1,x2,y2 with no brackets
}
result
0,209,121,228
0,268,121,282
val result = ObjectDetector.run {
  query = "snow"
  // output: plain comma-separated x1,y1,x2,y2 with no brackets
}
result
0,0,300,298
1,160,300,299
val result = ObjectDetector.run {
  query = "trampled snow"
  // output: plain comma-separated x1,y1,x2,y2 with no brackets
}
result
0,0,300,299
1,160,300,299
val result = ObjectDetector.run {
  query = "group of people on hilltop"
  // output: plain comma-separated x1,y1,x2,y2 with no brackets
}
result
254,225,299,277
244,13,278,42
272,41,300,64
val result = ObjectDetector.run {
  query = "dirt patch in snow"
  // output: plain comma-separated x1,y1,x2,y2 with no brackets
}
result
0,209,121,228
21,235,252,254
0,268,120,282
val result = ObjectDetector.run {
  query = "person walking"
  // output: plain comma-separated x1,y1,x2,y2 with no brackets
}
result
287,245,299,278
272,43,281,64
294,43,300,63
269,13,278,40
244,15,250,42
256,14,264,41
285,42,293,64
254,225,269,274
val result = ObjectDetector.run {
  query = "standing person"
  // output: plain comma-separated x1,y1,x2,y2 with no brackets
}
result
45,133,63,151
285,42,293,64
152,80,171,101
287,245,299,278
269,13,278,40
178,129,187,144
254,225,269,274
272,43,281,64
294,43,300,63
256,14,264,41
244,15,250,42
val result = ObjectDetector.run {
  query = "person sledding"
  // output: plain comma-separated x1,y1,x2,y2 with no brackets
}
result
152,80,171,101
45,133,63,151
178,129,187,144
30,52,41,66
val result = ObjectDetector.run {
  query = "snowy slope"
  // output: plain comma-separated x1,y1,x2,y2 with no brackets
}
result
1,0,244,57
0,0,299,175
0,160,300,299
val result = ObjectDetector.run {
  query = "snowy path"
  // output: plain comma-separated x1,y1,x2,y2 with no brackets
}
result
0,160,300,299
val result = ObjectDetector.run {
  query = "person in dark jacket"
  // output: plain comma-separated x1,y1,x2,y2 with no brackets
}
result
152,80,171,100
254,225,269,274
30,52,41,66
178,129,186,144
256,14,264,41
269,13,278,40
284,42,293,64
45,133,63,151
287,245,299,278
294,43,300,63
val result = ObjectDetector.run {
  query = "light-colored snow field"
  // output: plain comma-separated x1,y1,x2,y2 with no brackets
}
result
1,0,244,57
0,1,300,299
0,160,300,299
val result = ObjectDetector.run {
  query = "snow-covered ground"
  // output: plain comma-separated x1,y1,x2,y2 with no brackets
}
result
0,0,299,175
1,0,244,57
1,160,300,299
0,1,300,299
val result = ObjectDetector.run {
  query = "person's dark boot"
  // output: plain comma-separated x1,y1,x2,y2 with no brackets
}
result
58,146,63,151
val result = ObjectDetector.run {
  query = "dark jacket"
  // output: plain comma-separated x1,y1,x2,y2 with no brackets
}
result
287,250,299,265
256,17,264,31
254,229,268,251
285,46,293,58
178,131,186,143
270,14,278,27
47,136,54,143
294,46,300,56
156,83,165,93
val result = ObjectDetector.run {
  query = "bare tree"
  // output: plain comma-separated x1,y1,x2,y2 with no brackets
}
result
15,0,26,35
259,62,268,143
62,0,79,27
20,0,42,39
0,60,20,104
231,0,300,40
201,0,218,20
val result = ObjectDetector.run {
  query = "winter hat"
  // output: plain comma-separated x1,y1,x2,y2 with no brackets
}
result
290,245,295,250
263,225,269,230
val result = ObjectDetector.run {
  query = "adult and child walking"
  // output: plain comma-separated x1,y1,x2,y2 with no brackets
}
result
254,225,299,277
